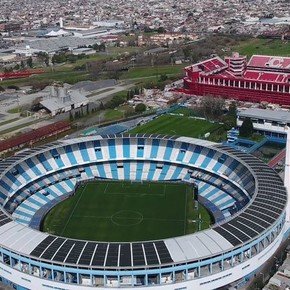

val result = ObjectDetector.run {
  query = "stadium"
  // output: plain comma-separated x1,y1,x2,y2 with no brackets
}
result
0,133,289,290
183,53,290,106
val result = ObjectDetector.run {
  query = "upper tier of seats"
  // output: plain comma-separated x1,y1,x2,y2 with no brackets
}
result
0,136,254,205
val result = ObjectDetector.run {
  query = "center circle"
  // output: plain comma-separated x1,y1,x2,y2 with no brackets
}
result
111,210,143,226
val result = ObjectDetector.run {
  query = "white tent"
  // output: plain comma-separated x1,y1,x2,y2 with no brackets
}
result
45,29,69,37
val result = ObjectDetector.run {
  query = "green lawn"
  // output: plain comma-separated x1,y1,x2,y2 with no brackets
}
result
171,107,197,117
7,107,22,114
104,109,124,121
232,38,290,57
121,64,185,79
42,180,211,242
130,115,222,138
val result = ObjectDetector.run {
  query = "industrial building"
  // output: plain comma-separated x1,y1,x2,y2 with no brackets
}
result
14,36,96,56
39,85,89,116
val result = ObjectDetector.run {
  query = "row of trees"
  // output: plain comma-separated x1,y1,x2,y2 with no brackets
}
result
3,57,33,73
51,52,88,64
92,43,106,52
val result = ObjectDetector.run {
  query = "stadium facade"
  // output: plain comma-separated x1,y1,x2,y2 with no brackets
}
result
183,53,290,106
0,134,289,290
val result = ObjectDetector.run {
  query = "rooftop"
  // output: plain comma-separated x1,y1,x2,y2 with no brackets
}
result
238,108,290,123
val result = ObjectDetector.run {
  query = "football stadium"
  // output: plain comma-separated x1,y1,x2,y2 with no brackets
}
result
0,133,289,289
183,53,290,105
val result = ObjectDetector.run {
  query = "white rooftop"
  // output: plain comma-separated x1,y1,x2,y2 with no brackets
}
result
238,108,290,123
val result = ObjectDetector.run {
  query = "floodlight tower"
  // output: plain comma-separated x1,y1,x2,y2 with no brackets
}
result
284,126,290,222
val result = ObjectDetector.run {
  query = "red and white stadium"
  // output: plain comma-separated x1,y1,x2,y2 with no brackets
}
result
183,53,290,106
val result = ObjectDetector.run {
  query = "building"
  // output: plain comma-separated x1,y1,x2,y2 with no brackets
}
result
71,47,95,56
263,255,290,290
73,28,108,38
183,53,290,106
92,20,125,28
148,33,197,45
0,134,288,289
0,69,44,81
237,108,290,139
0,121,70,154
39,86,89,116
0,22,21,32
14,36,96,56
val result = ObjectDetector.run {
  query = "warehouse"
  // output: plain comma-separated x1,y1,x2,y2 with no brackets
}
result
40,86,89,116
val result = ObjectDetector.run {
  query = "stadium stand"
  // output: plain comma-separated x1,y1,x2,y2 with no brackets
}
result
0,134,287,290
183,53,290,105
0,121,71,154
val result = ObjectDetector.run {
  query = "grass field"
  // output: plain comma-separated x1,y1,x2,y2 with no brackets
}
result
42,180,211,242
233,38,290,57
130,114,222,139
120,64,185,79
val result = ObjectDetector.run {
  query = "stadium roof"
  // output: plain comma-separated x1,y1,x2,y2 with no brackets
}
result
238,108,290,123
248,55,290,71
185,56,228,75
0,134,286,269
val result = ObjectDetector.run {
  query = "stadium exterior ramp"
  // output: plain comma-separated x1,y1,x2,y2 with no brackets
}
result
0,134,288,290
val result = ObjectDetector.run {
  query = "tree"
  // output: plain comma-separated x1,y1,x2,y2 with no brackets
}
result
239,117,254,137
37,52,49,66
27,57,33,68
69,111,74,121
99,43,106,52
222,115,236,130
199,96,225,120
52,52,67,64
223,101,237,130
99,101,105,110
157,27,166,33
159,74,168,82
92,43,100,51
228,101,237,117
3,67,12,73
135,103,146,113
105,95,126,109
183,47,192,59
20,60,25,69
7,85,20,90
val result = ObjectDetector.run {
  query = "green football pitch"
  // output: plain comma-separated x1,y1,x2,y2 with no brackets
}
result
129,114,222,139
42,180,212,242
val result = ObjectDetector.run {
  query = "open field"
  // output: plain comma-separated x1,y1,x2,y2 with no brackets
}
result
42,180,211,242
121,64,185,79
130,114,222,139
232,38,290,57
